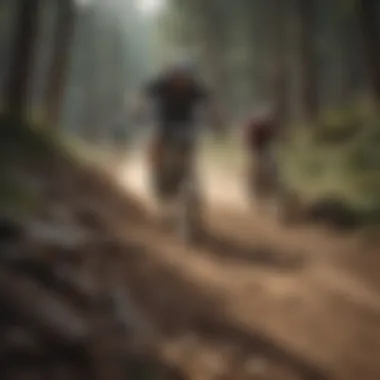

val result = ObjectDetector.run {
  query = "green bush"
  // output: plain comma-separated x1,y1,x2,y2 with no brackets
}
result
314,113,360,144
282,106,380,227
310,102,378,145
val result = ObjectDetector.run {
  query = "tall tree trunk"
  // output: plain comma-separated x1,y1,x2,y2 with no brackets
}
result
357,0,380,103
45,0,75,127
272,0,289,126
78,5,98,141
5,0,41,119
248,0,272,105
296,0,318,123
201,2,228,123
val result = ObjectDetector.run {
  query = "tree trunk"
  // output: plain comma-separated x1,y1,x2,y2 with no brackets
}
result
296,0,318,123
196,0,228,123
45,0,75,127
5,0,41,119
357,0,380,103
272,0,289,125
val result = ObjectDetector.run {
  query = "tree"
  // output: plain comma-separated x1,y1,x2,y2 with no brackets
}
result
357,0,380,103
296,0,319,123
272,0,289,125
4,0,41,118
197,1,225,107
44,0,75,127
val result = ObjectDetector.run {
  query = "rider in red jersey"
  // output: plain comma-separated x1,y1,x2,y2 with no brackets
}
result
243,105,281,205
243,106,278,153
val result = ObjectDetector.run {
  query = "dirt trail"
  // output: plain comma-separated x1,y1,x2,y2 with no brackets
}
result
118,147,247,209
11,126,380,379
116,148,380,380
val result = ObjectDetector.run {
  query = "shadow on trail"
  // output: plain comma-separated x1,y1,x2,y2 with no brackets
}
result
0,349,190,380
194,317,332,380
122,352,191,380
199,230,307,271
120,240,331,380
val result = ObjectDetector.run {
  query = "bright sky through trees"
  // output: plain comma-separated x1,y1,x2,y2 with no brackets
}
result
137,0,165,14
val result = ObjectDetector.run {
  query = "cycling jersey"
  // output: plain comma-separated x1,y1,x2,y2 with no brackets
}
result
144,74,209,134
245,117,277,151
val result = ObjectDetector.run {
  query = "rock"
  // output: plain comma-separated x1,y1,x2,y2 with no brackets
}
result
0,270,89,345
76,208,104,232
47,203,76,225
306,197,359,230
0,327,42,355
0,216,24,246
26,220,89,249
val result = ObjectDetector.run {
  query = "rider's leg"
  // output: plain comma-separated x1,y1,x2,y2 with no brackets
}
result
248,145,274,212
177,139,204,242
149,135,169,202
256,144,283,217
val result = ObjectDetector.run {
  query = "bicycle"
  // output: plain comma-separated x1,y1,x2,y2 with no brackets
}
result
150,129,204,246
246,147,300,224
246,147,281,216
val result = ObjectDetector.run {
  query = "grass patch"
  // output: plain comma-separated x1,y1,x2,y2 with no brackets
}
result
0,114,135,221
0,114,68,163
0,114,80,217
281,107,380,227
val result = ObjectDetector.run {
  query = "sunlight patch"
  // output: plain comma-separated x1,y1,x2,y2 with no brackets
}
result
138,0,165,14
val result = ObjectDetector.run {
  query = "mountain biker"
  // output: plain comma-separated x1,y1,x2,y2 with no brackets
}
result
138,59,223,202
244,106,278,153
243,105,280,204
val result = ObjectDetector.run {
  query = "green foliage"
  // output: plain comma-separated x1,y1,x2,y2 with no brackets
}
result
282,106,380,226
314,111,361,144
0,115,61,216
0,179,40,217
0,114,63,160
312,102,377,144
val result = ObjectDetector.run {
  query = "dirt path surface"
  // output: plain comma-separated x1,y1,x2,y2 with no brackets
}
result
114,148,380,380
7,125,379,379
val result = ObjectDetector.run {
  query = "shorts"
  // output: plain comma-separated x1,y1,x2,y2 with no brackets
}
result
148,129,196,200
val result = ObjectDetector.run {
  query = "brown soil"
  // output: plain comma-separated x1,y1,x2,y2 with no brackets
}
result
114,152,380,380
2,141,380,380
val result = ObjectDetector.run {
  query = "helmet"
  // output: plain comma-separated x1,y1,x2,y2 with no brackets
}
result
252,103,273,122
168,56,196,77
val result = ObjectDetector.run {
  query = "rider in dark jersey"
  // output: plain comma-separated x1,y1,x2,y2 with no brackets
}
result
146,74,207,120
144,63,213,139
244,107,278,152
243,106,281,205
140,61,222,201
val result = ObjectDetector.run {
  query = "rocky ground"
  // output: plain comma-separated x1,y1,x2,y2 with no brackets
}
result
1,126,380,380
